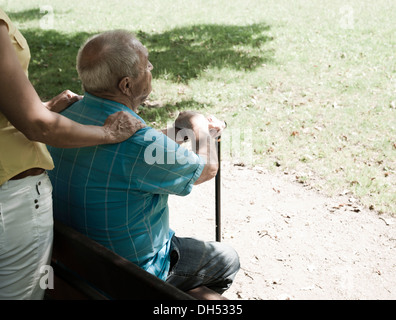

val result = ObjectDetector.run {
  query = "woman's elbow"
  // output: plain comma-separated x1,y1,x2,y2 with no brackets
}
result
22,117,53,143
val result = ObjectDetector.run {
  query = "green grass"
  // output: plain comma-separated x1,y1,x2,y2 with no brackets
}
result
3,0,395,215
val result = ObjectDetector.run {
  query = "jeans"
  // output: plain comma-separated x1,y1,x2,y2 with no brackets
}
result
0,172,53,300
166,236,240,294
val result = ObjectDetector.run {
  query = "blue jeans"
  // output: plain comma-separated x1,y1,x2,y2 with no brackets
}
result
166,236,240,294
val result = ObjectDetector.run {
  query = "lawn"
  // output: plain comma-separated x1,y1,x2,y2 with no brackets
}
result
3,0,395,215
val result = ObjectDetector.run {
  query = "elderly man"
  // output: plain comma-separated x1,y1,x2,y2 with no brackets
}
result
47,30,239,298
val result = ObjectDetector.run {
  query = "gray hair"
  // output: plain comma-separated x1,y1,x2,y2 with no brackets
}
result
76,30,143,93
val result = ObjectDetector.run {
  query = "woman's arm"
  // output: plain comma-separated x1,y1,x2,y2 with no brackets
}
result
0,22,144,148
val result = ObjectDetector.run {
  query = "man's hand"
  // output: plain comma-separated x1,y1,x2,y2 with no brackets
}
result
43,90,83,113
207,114,226,138
172,111,225,185
103,111,146,144
174,111,209,132
174,111,226,140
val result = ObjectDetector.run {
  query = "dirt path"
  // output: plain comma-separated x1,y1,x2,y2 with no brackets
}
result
168,161,396,300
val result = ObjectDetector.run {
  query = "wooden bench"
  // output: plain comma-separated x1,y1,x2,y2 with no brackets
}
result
45,220,194,300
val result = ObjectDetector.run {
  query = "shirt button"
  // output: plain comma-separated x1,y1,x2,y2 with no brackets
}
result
35,205,39,209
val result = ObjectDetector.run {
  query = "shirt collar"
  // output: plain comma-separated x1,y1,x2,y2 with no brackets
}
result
83,92,146,124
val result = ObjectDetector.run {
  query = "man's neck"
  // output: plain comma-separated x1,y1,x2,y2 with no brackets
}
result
88,91,138,112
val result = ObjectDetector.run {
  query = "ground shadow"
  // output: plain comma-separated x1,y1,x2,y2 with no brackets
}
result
6,8,42,23
21,29,92,100
19,20,273,123
139,23,274,82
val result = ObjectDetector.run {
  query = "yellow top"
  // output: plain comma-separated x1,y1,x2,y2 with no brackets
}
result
0,8,54,185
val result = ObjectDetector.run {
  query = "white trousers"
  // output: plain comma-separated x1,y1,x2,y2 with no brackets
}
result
0,172,53,300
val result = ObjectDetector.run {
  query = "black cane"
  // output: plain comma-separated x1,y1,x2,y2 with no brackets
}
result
215,136,221,242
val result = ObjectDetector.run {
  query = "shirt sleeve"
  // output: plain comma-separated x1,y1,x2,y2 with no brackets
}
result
129,127,205,196
0,9,9,28
0,9,30,76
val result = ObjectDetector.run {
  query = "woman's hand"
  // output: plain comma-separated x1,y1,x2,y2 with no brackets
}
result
43,90,82,113
103,111,146,144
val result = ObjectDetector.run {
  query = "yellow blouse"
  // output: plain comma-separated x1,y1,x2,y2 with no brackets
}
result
0,8,54,185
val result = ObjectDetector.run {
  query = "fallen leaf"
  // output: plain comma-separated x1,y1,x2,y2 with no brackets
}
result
307,264,316,272
379,217,394,226
257,230,270,238
300,285,315,291
244,271,254,280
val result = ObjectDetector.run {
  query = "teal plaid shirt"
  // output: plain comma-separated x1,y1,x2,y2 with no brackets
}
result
47,93,205,281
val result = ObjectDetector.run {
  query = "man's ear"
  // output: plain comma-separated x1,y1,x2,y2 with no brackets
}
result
118,76,132,96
